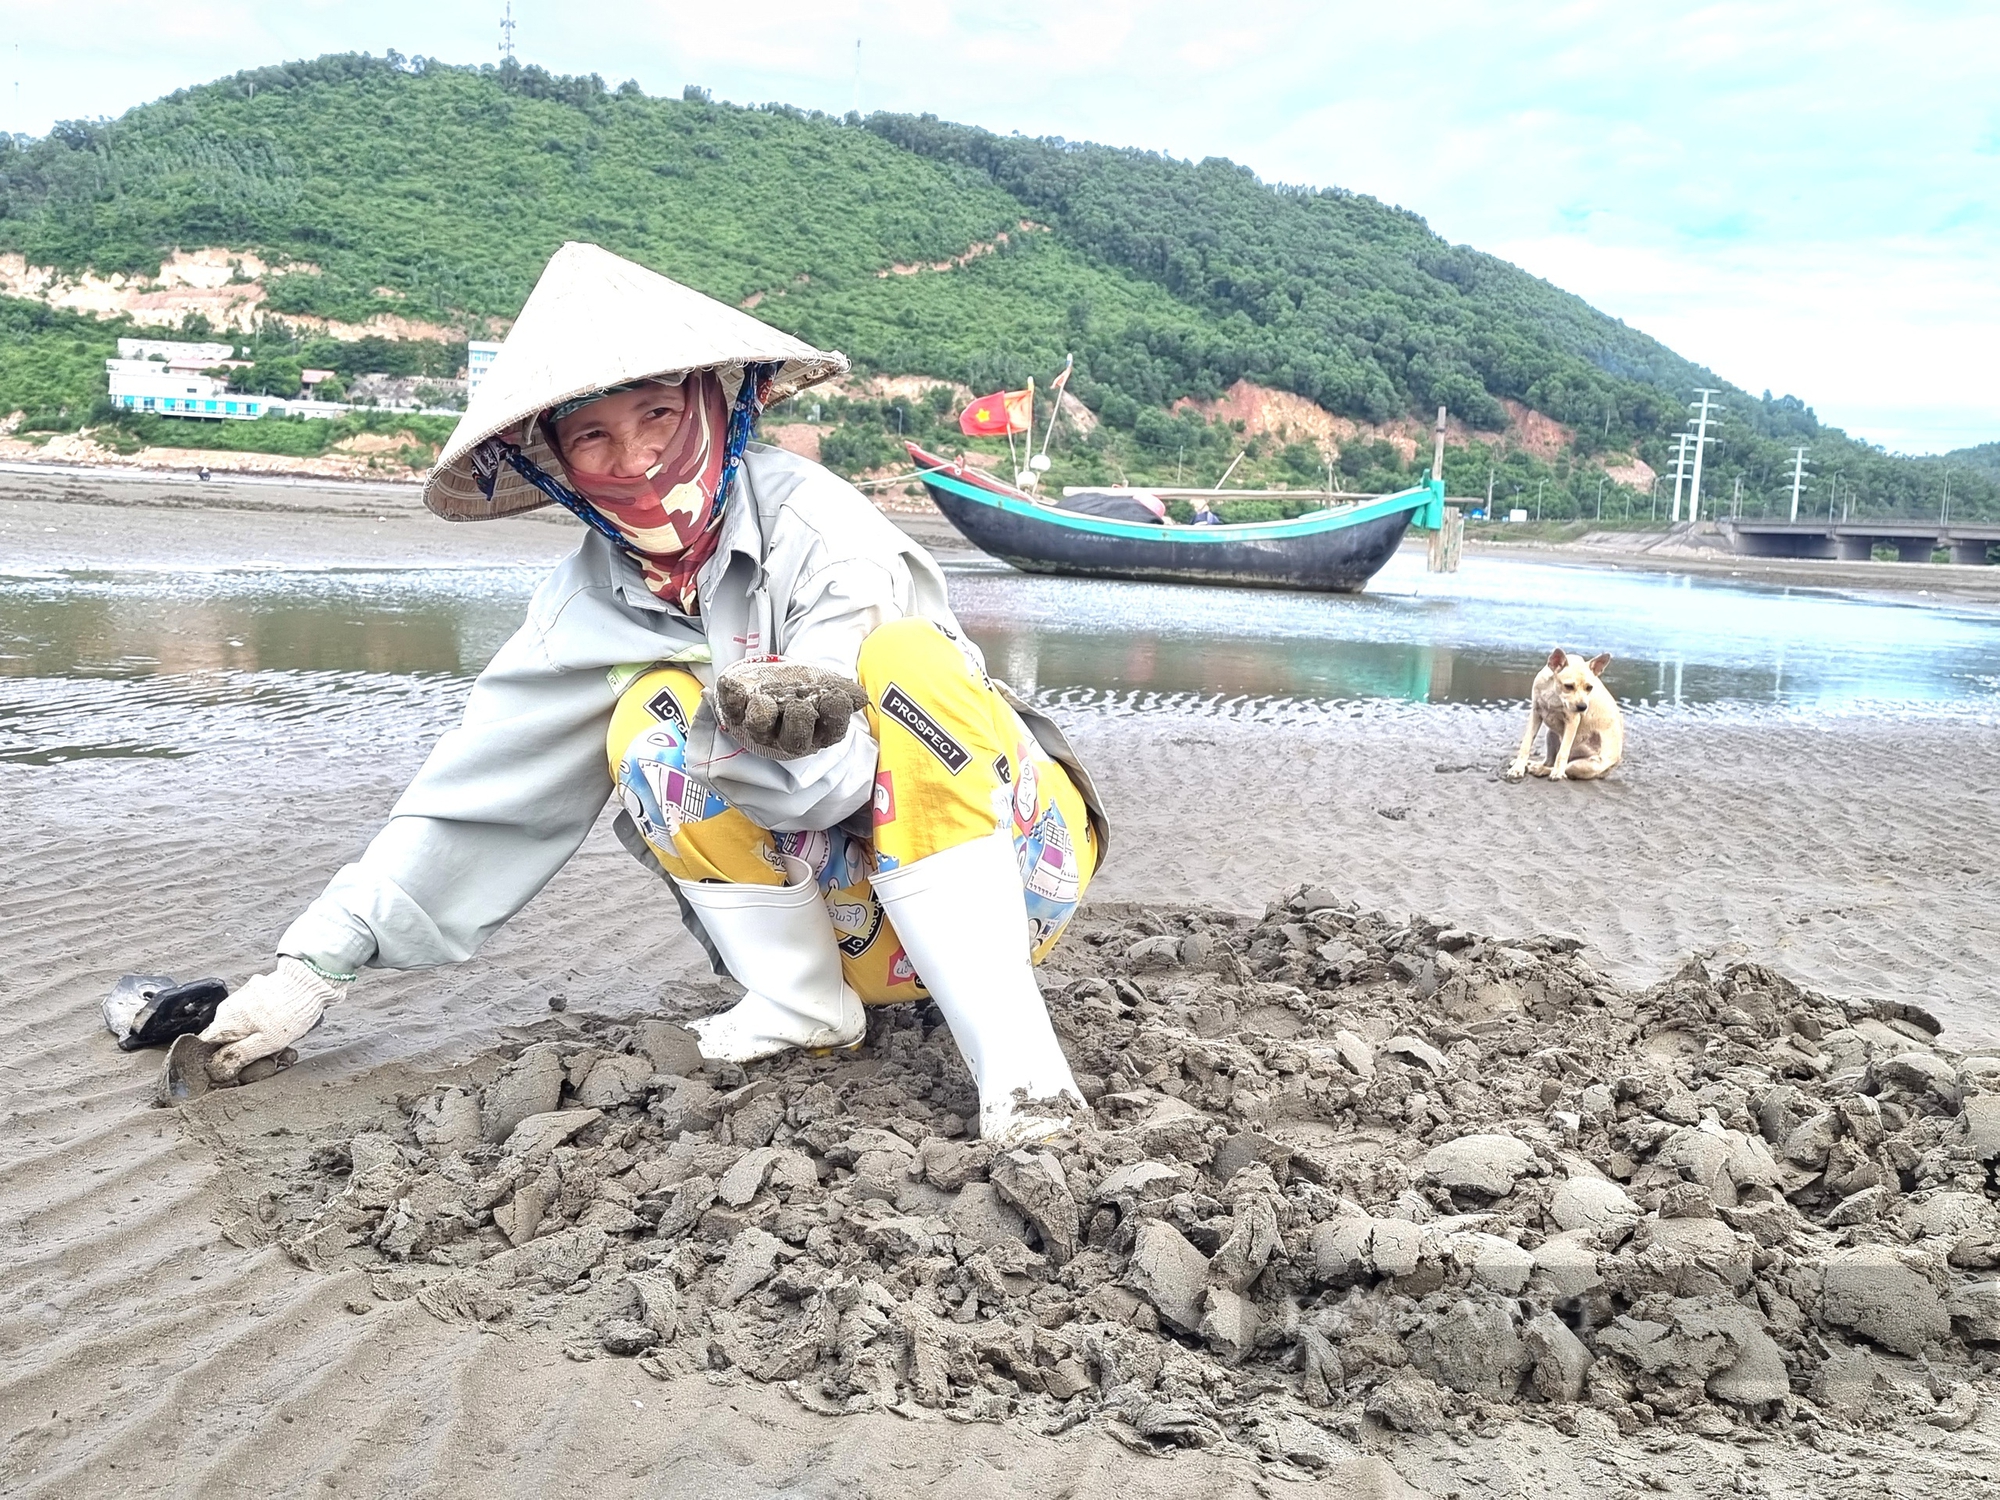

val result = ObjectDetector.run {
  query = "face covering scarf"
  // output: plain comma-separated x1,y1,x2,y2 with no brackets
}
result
546,370,733,611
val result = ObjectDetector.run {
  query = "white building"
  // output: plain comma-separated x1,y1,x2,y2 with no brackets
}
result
467,341,503,403
105,338,275,419
106,336,475,423
105,360,275,420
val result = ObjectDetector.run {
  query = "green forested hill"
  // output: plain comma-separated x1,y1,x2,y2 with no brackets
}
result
0,51,1987,519
1946,442,2000,481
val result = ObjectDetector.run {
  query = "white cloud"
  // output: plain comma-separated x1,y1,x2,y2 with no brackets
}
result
6,1,1995,450
1490,232,2000,453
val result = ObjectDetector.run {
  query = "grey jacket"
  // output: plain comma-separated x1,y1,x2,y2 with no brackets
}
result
278,444,1105,974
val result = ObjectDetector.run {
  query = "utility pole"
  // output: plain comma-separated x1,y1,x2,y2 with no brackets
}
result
1535,478,1544,521
1668,432,1693,523
1787,446,1810,522
1731,473,1742,518
500,2,516,62
853,39,862,115
1941,468,1952,527
1596,473,1605,521
1686,389,1722,524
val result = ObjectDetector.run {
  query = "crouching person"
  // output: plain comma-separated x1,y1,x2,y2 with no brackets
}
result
191,242,1107,1146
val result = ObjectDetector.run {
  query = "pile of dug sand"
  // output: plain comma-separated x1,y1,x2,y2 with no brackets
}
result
264,887,2000,1465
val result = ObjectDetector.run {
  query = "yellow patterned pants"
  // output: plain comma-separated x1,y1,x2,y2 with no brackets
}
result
607,619,1096,1002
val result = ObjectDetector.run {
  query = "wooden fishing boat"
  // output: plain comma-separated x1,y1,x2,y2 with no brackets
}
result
904,442,1448,593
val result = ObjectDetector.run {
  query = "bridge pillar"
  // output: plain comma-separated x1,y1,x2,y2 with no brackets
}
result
1952,538,1994,565
1835,535,1874,561
1724,528,1835,558
1895,537,1941,563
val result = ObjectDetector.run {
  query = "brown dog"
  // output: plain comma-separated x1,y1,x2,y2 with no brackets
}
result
1505,648,1623,782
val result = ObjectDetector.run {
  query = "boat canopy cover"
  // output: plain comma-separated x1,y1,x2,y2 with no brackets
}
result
1058,490,1166,525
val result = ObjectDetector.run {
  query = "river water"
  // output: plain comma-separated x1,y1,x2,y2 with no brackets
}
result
4,550,1999,763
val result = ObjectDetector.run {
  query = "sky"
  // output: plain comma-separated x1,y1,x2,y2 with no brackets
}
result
6,1,1996,454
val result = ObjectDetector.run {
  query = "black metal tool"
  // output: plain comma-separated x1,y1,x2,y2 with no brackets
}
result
103,974,229,1051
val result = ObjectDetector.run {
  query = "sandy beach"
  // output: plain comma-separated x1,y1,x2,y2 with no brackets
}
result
5,468,1999,1497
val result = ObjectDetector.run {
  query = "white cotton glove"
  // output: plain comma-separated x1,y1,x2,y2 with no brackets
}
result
197,957,348,1082
711,657,870,760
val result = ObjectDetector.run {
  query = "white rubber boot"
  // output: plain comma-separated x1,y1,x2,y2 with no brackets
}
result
869,830,1083,1146
674,856,866,1063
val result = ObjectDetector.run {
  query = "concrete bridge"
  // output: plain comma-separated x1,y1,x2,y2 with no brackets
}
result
1718,519,2000,565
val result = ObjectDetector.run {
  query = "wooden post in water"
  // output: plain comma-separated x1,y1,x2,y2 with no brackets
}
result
1428,507,1464,573
1426,405,1463,573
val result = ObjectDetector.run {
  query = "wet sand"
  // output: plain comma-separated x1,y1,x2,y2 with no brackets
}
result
0,461,582,571
6,471,2000,1495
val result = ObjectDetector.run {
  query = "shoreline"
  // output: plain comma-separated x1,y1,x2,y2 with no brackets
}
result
0,456,423,493
0,460,972,572
1459,529,2000,606
11,453,1990,605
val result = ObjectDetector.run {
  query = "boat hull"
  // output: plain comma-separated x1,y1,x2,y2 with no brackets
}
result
906,446,1434,594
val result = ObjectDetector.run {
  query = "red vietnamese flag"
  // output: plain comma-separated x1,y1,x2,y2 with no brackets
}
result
959,387,1032,436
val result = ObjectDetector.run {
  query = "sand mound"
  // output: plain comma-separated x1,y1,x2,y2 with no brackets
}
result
243,889,1999,1463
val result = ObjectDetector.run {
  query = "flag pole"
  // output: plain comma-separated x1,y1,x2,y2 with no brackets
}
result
1039,354,1072,462
1022,376,1035,489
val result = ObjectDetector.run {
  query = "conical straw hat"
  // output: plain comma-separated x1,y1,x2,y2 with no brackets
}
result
425,241,848,521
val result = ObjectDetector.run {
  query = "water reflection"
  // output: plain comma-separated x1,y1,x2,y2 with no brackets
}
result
944,551,2000,711
0,568,541,763
0,567,538,680
980,627,1477,704
5,552,2000,763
